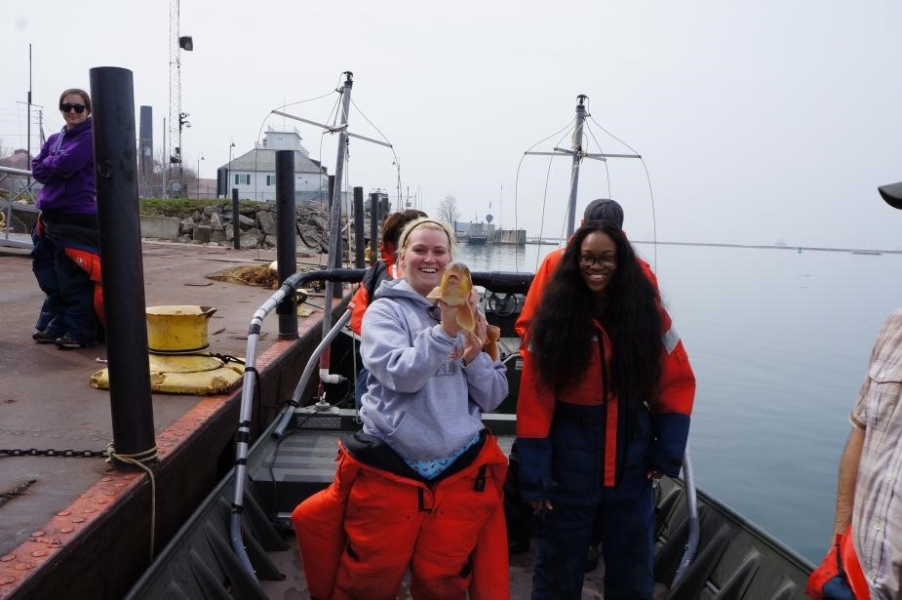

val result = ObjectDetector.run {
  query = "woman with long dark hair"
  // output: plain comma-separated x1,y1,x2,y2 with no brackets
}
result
516,220,696,599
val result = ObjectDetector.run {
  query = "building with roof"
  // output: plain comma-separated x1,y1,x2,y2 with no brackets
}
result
217,128,328,203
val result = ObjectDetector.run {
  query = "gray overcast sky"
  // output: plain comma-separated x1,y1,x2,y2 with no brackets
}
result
3,1,901,250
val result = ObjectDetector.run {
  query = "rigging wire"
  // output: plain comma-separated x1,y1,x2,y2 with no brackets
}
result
274,83,400,268
242,84,344,205
513,117,577,271
514,103,659,274
585,110,659,272
349,98,403,210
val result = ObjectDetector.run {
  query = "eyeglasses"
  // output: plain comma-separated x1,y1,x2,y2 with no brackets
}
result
578,254,616,268
60,103,87,114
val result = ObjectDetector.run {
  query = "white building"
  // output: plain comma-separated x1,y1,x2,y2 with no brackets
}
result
218,128,329,203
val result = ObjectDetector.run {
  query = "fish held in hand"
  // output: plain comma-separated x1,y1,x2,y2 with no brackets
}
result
427,262,475,333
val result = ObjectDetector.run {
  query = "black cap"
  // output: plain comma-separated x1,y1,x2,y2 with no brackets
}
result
878,181,902,210
583,199,624,227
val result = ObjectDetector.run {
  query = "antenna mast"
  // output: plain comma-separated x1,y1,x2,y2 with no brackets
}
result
524,95,642,237
168,0,192,197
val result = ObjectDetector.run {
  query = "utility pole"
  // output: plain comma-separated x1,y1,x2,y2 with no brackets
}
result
162,117,167,198
26,44,32,187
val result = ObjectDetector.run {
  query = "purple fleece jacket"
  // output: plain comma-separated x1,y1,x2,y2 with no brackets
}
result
32,119,96,215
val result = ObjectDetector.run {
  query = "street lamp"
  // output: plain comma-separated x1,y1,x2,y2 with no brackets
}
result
196,154,205,198
226,139,236,198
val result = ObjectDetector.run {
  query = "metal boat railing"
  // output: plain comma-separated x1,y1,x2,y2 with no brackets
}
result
230,267,364,575
671,448,699,587
270,309,354,440
226,266,702,589
0,164,38,249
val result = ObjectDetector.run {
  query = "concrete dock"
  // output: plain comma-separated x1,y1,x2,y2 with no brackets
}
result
0,240,333,599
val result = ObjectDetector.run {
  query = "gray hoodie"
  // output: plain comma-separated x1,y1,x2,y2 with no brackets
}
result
359,278,509,461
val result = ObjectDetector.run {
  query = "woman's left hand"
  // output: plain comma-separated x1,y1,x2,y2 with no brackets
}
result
647,470,664,487
462,289,485,365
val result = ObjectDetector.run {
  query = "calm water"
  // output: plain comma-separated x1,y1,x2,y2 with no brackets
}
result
458,242,902,563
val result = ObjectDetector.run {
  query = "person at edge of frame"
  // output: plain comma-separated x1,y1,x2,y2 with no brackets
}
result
808,181,902,600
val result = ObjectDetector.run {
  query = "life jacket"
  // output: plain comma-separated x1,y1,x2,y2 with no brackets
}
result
292,431,510,600
348,261,398,335
516,309,694,486
807,526,869,599
63,247,105,327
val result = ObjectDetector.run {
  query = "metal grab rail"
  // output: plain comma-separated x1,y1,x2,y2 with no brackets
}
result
0,165,39,249
271,309,353,440
0,165,34,178
670,447,700,589
229,267,365,576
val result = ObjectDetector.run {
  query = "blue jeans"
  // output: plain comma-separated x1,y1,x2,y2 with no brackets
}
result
532,404,654,600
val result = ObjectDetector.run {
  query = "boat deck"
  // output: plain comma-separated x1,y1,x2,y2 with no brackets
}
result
0,240,331,599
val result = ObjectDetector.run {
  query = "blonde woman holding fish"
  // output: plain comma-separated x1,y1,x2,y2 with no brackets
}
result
292,217,511,599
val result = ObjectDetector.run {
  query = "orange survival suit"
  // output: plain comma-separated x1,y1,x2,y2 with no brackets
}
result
517,306,695,485
292,431,510,599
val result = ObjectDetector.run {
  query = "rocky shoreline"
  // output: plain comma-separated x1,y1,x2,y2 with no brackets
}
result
156,202,346,252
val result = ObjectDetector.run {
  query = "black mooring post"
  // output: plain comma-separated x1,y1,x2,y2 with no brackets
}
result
353,186,364,267
231,187,240,250
369,192,380,266
89,66,156,465
275,150,297,339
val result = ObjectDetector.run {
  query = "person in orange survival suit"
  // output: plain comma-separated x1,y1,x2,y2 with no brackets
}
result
507,198,657,563
293,218,511,599
516,221,695,598
348,208,426,407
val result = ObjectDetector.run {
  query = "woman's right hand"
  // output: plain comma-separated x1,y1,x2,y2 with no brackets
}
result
529,499,553,512
438,300,462,338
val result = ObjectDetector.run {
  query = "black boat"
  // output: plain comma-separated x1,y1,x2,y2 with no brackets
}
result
124,266,814,599
126,82,814,599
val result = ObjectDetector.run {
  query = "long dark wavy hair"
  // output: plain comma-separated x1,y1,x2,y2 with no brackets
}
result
529,221,663,405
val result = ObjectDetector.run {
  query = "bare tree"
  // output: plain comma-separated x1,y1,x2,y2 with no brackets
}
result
437,195,459,225
0,138,11,160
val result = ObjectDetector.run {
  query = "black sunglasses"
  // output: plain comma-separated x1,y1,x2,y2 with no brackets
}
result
60,103,87,114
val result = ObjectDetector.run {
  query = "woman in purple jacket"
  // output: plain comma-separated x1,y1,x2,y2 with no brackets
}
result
30,88,100,349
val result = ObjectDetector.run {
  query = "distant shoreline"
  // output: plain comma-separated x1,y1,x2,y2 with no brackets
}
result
524,238,902,255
